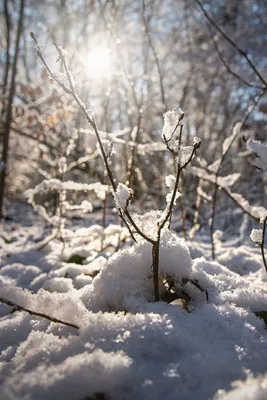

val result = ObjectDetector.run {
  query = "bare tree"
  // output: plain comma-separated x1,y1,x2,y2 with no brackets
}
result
0,0,25,220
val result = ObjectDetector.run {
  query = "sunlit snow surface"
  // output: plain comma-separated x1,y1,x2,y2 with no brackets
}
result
1,203,267,400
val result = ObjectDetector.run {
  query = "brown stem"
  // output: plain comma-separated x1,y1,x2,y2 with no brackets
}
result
210,184,218,260
160,141,200,231
0,297,79,330
152,239,160,302
261,216,267,273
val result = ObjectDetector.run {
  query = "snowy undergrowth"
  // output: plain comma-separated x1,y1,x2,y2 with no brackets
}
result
84,229,192,312
1,213,267,400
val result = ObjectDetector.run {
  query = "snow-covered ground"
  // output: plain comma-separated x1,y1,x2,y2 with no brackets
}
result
1,202,267,400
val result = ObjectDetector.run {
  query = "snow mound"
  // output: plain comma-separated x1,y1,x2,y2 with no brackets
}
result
86,230,192,311
216,373,267,400
1,348,131,400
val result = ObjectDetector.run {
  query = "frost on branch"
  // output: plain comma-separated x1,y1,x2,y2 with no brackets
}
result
115,183,133,210
208,159,221,173
51,71,75,91
58,157,67,174
97,138,116,159
193,136,201,146
260,211,267,224
191,167,240,188
165,175,180,205
191,166,266,221
162,108,184,140
63,200,93,214
178,146,194,167
34,205,60,226
250,229,263,245
26,179,109,200
247,139,267,170
222,122,242,155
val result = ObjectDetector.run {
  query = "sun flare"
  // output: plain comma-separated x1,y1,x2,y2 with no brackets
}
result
87,45,111,78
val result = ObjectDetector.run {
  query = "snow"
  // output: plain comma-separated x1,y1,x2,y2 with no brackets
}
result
165,174,180,204
247,139,267,170
85,229,192,312
251,229,263,244
191,166,240,188
26,179,109,198
178,145,194,167
222,122,242,155
115,183,133,210
1,203,267,400
215,373,267,400
98,138,116,158
162,108,184,140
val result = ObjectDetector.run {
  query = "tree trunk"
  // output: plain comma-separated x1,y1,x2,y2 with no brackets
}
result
0,0,25,219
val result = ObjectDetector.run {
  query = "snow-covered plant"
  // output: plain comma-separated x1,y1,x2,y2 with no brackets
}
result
25,129,110,250
247,137,267,271
190,94,264,260
32,34,202,302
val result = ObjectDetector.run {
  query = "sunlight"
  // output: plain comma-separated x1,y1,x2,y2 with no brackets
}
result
87,45,111,78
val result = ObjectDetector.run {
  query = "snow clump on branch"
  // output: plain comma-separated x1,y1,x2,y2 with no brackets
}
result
115,183,133,211
162,108,184,140
247,139,267,170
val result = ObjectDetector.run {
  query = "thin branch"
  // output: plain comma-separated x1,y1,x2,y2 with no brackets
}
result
261,216,267,272
207,24,263,90
195,0,267,88
160,140,201,231
142,0,167,112
0,297,79,330
31,34,156,244
210,89,265,259
192,169,264,223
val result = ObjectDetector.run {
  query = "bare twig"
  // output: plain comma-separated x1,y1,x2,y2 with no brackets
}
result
196,0,267,88
261,216,267,272
142,0,167,112
0,297,79,330
207,24,263,90
160,139,201,231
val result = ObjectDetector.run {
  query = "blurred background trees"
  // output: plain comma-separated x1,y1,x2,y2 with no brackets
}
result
1,0,266,237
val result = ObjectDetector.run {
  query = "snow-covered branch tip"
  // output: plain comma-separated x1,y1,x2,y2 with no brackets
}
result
162,108,184,154
115,183,134,211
